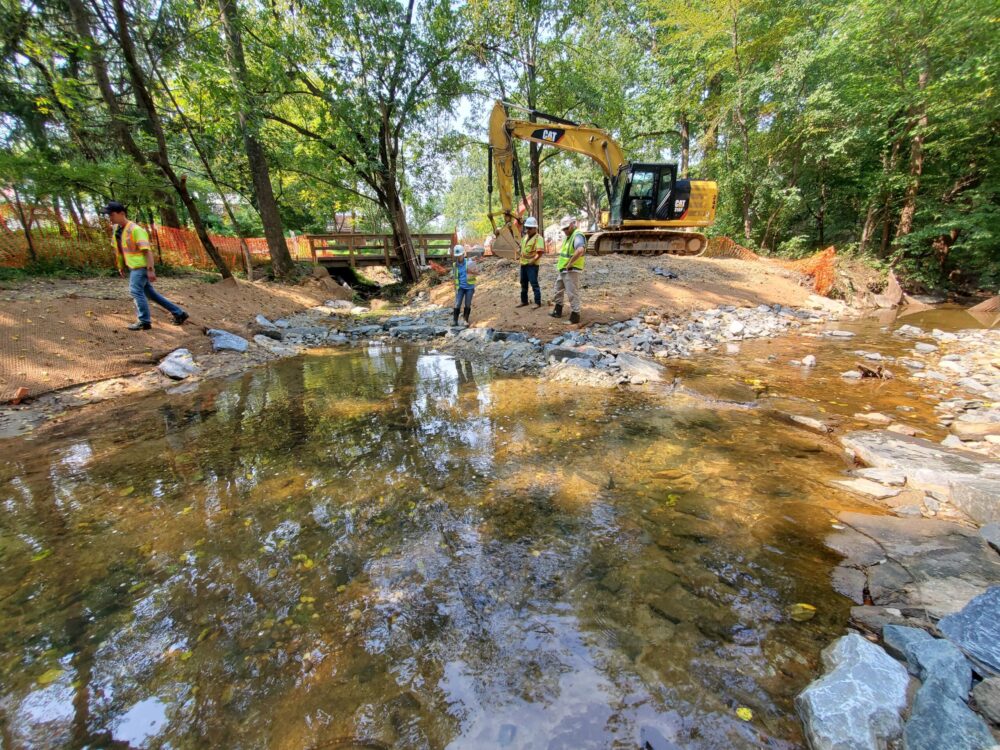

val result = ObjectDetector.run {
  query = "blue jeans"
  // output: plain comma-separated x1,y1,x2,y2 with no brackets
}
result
520,264,540,304
129,268,184,324
454,286,474,309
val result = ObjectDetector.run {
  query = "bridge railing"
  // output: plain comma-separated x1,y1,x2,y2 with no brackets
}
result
305,233,456,267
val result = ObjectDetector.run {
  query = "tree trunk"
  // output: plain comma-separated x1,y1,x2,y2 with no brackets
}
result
679,112,689,177
51,196,72,237
382,176,419,282
11,188,37,263
66,0,230,277
217,0,294,279
157,192,182,228
859,203,879,253
895,64,929,241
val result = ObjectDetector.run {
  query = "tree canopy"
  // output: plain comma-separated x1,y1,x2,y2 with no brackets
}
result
1,0,997,286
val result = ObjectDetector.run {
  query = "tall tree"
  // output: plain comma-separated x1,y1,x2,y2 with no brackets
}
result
216,0,295,278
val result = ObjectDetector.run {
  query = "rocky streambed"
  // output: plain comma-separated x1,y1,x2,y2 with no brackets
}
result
2,291,999,747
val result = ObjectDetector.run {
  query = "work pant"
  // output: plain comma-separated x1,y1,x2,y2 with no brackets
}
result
552,269,582,313
454,287,474,309
519,264,541,305
129,268,184,324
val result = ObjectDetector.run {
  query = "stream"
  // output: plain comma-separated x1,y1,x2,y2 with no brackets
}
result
0,309,994,749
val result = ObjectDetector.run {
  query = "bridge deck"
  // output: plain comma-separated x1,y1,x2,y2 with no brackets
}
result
305,233,457,269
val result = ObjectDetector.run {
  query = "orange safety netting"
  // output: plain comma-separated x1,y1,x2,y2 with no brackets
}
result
704,237,836,296
1,212,313,273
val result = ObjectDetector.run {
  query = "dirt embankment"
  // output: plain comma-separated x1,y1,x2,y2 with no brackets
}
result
430,253,815,336
0,275,335,403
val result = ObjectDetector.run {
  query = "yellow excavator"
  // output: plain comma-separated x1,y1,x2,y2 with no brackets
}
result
487,100,718,258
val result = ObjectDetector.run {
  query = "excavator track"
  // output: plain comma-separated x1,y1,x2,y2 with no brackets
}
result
586,229,707,257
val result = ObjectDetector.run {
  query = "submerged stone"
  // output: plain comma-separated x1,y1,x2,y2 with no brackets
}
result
796,633,909,750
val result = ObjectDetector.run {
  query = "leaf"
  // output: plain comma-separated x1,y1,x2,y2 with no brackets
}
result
31,548,53,562
120,486,135,497
736,706,753,722
789,603,817,622
37,668,64,686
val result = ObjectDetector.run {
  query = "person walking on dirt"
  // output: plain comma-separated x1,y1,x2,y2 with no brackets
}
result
452,244,478,327
104,201,188,331
517,216,544,309
550,215,585,324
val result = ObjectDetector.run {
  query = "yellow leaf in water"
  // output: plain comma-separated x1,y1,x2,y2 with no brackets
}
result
736,706,753,722
37,668,64,686
302,559,315,570
180,505,193,515
789,603,818,622
336,585,347,593
120,486,135,497
300,595,316,604
531,550,541,557
31,549,53,562
267,569,278,579
178,650,193,661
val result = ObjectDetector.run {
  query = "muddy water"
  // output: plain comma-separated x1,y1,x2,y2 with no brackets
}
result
2,342,896,749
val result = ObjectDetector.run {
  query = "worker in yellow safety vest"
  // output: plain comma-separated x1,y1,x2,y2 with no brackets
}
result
104,201,188,331
516,215,544,309
549,215,585,324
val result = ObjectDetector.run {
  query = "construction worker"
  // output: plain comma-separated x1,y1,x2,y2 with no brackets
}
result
104,201,188,331
550,215,585,324
516,215,544,308
452,244,477,326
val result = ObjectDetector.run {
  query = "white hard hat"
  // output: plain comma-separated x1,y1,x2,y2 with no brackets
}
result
559,215,576,229
523,216,538,229
453,244,465,258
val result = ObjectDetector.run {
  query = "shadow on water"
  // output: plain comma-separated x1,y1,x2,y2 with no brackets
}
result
0,343,878,749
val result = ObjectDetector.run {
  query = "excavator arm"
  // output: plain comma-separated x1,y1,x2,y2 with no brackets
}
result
487,101,626,239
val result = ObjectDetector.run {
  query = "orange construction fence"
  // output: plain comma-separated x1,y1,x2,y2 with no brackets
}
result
705,237,836,296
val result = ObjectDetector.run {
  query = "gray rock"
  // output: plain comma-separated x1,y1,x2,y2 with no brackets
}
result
616,352,668,383
158,348,199,380
796,633,910,750
254,313,278,329
274,318,291,329
802,354,817,367
324,299,353,309
544,345,598,363
789,414,832,434
827,513,1000,619
856,468,907,486
206,328,249,353
903,676,995,750
828,330,857,338
728,320,745,336
253,335,298,356
884,626,972,699
459,327,494,342
842,370,863,379
389,324,448,338
840,430,1000,525
492,331,528,343
896,324,924,336
980,523,1000,555
326,333,349,345
914,342,938,353
971,676,1000,724
347,325,383,337
938,587,1000,676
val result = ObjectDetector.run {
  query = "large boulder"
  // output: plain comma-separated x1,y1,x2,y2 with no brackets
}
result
206,328,249,353
938,586,1000,677
903,677,995,750
840,430,1000,525
883,625,971,700
615,352,668,383
157,348,199,380
796,633,910,750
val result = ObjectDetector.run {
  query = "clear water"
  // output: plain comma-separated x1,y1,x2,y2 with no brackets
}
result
1,342,892,749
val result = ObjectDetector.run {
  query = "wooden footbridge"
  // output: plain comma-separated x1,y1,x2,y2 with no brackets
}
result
305,233,458,270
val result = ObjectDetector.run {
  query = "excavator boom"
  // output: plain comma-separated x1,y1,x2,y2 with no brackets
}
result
487,100,717,259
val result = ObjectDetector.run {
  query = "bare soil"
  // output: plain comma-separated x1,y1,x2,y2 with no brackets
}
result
430,253,815,337
0,274,333,403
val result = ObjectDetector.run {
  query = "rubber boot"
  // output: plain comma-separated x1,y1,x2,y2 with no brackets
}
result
549,304,563,319
452,307,460,326
463,306,472,325
569,311,581,324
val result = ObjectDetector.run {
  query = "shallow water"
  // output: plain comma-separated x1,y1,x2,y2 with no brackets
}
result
1,340,897,749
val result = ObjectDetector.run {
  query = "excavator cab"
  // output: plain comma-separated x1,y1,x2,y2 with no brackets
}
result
609,164,692,227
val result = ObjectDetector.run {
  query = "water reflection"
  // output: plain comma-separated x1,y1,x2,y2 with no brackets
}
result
0,345,873,748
